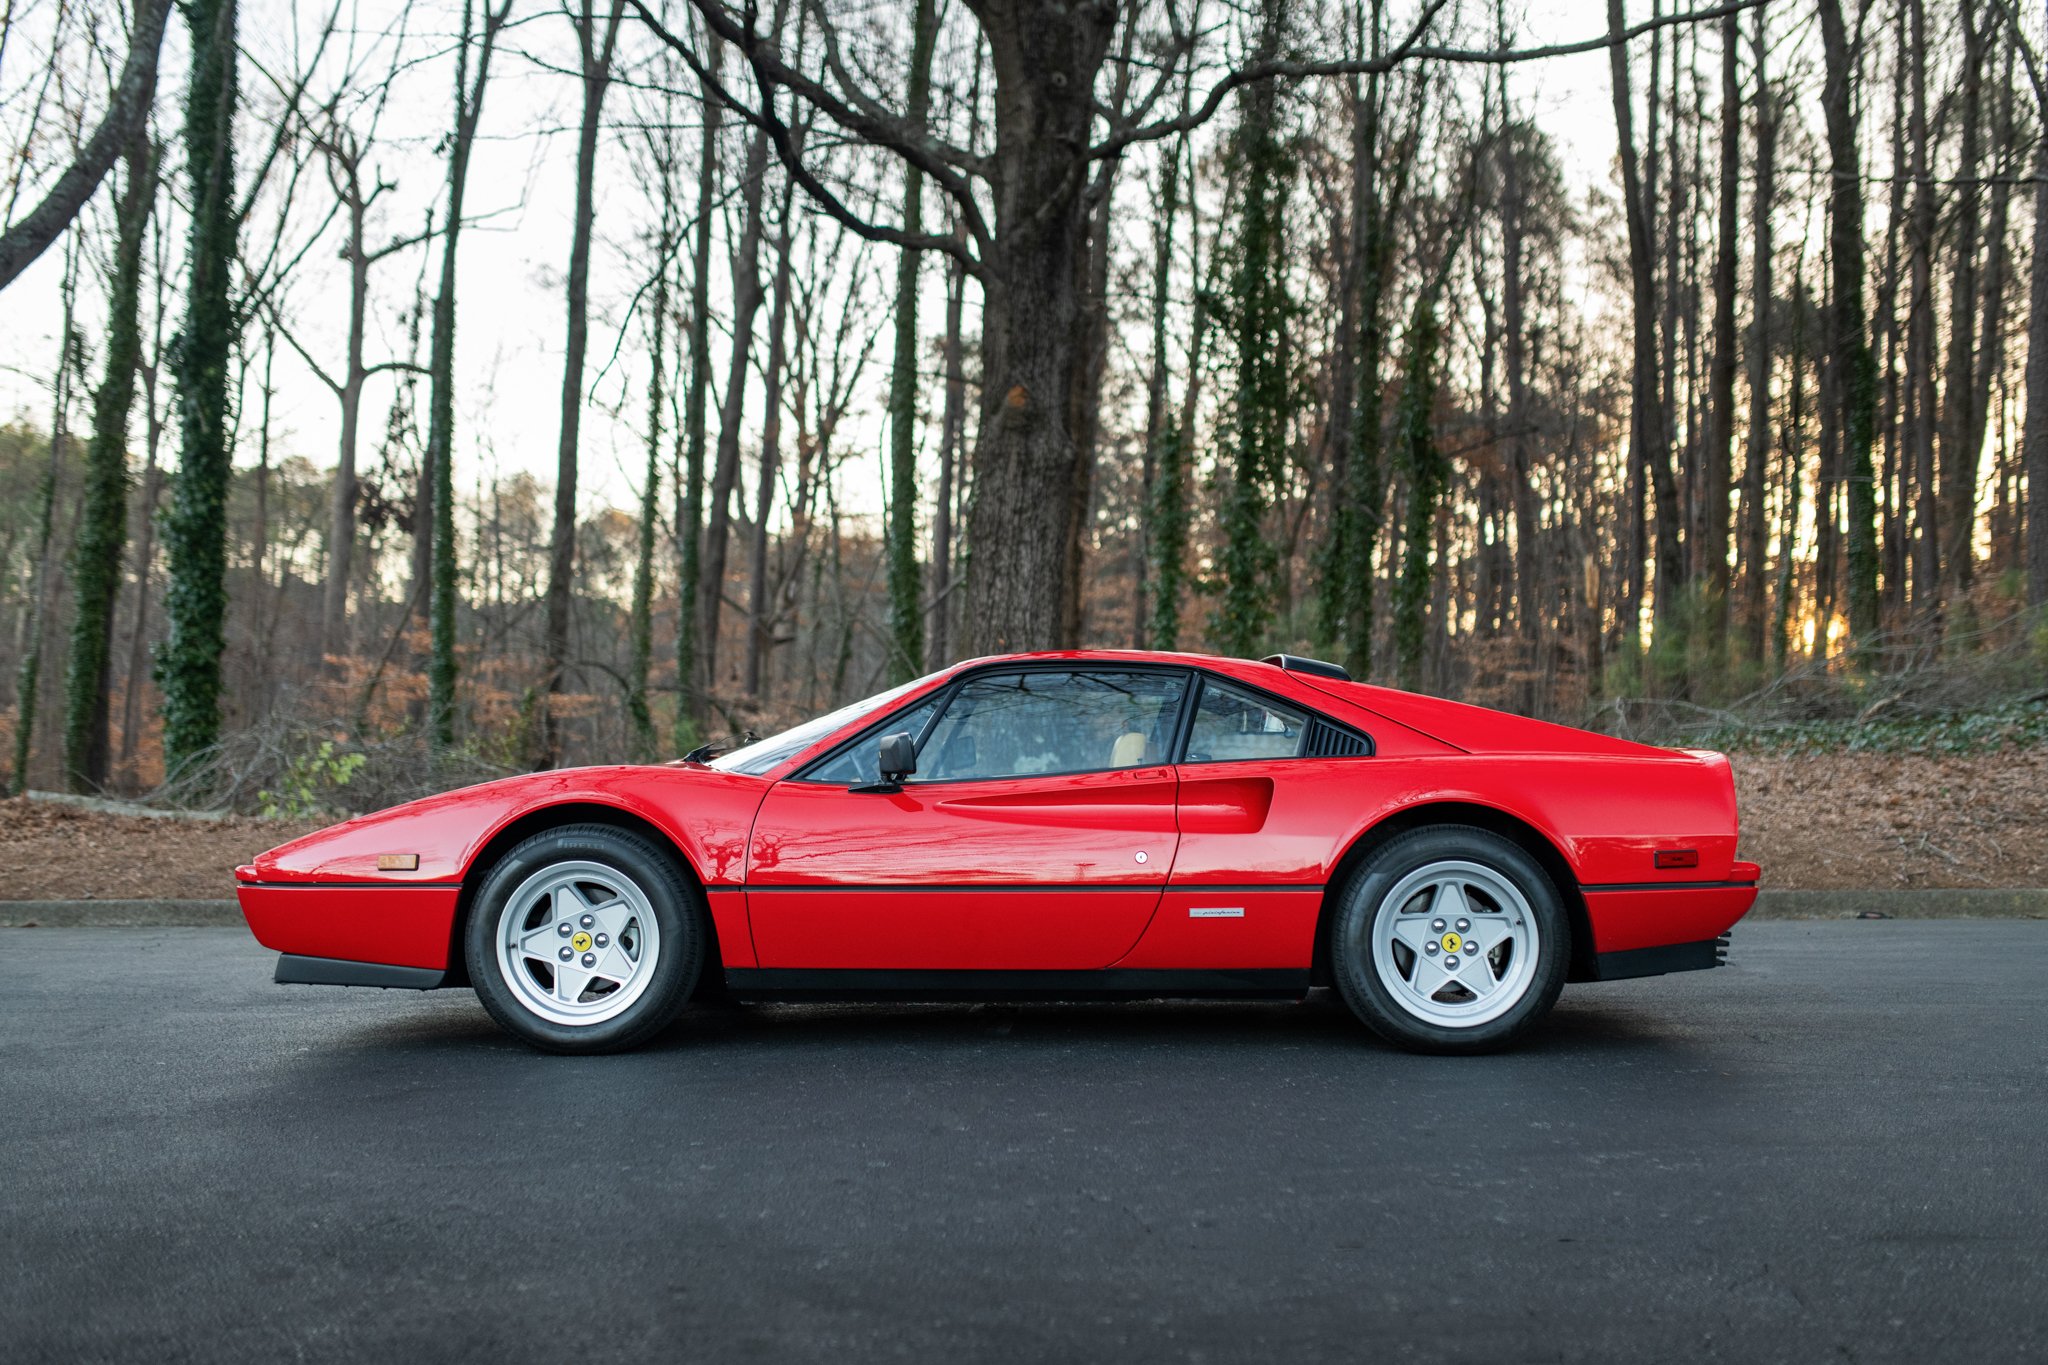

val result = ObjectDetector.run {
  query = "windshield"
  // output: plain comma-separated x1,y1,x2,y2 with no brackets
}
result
706,670,947,776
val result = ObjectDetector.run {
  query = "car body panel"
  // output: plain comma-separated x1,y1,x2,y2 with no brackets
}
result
233,651,1759,991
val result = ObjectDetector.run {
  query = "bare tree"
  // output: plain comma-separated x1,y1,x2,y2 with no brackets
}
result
537,0,628,767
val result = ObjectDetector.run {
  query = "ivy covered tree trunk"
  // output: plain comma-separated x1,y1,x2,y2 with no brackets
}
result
1391,280,1448,691
883,0,937,683
1212,0,1295,660
1136,115,1185,650
64,134,155,791
158,0,239,773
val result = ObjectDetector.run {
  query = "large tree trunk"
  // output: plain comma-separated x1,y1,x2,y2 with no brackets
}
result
62,128,154,791
538,0,625,768
158,0,239,772
958,0,1117,655
1816,0,1880,643
1737,1,1774,665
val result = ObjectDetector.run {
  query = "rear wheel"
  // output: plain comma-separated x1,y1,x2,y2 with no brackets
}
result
1329,825,1568,1053
464,824,705,1054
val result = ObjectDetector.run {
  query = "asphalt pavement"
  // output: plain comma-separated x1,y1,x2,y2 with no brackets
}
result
3,921,2043,1363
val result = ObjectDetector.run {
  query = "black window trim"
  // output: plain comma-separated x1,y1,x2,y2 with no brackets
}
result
788,661,1373,785
1179,672,1375,766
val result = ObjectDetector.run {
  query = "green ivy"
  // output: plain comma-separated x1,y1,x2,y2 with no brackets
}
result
158,0,240,774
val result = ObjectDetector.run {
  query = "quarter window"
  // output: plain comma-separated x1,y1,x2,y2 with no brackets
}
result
1183,678,1309,763
914,670,1189,782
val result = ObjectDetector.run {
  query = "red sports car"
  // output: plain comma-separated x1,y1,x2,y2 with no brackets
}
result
235,651,1757,1054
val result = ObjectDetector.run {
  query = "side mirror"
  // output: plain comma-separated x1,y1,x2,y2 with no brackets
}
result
876,731,918,784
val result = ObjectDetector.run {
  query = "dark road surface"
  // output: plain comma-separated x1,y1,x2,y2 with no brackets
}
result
3,921,2044,1363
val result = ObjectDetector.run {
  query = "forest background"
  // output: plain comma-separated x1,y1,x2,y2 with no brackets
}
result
2,0,2046,820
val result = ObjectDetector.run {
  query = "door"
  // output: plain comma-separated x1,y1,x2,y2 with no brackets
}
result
745,668,1191,970
1121,674,1365,970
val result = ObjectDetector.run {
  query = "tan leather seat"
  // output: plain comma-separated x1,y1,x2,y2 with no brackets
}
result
1110,731,1148,768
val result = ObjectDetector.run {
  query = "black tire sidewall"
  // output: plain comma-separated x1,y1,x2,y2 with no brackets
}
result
464,824,705,1053
1330,825,1568,1053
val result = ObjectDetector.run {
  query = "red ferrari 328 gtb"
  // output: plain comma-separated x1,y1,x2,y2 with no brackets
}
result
235,651,1758,1054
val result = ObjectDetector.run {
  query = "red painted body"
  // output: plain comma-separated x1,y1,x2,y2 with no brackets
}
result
234,650,1758,987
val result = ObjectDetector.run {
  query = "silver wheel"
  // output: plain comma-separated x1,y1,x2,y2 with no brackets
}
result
1369,858,1540,1029
493,860,662,1027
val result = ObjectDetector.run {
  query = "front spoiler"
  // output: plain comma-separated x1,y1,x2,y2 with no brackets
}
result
1587,934,1730,982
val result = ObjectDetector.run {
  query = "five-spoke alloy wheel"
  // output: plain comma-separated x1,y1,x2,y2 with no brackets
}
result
465,824,704,1053
1331,825,1568,1053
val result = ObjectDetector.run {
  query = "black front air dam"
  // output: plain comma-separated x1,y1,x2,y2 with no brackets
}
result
1588,934,1730,982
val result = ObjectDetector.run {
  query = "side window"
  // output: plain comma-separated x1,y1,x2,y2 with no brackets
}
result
803,697,942,786
915,670,1189,782
1182,678,1309,763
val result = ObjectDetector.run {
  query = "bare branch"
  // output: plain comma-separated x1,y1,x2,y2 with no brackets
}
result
628,0,993,265
1092,0,1764,161
0,0,174,291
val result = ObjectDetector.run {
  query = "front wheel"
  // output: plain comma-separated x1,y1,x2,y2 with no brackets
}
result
1329,825,1568,1053
464,824,705,1054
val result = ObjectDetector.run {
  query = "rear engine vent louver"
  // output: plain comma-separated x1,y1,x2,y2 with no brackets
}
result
1304,720,1370,758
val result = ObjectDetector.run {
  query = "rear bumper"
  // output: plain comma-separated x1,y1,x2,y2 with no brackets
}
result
275,954,447,989
1579,875,1758,956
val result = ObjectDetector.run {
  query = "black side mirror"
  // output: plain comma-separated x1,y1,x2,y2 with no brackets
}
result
876,731,918,784
852,731,917,794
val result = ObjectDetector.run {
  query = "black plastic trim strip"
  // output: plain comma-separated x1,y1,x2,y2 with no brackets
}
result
274,954,448,989
741,882,1325,894
1580,879,1759,894
237,888,462,896
723,967,1311,1002
1588,936,1729,981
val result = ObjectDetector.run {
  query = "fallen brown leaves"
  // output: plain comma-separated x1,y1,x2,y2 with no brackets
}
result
1733,748,2048,889
0,800,318,902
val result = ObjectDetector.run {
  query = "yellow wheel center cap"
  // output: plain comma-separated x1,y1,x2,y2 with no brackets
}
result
1441,932,1463,954
571,931,593,953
